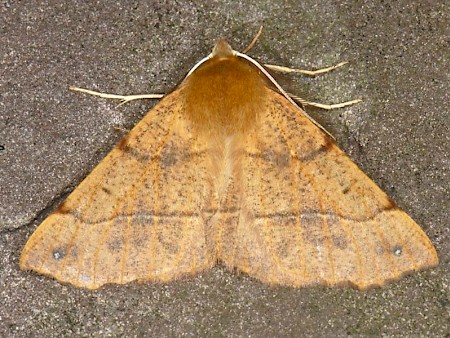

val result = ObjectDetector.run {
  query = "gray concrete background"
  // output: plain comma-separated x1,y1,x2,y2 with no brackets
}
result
1,0,449,336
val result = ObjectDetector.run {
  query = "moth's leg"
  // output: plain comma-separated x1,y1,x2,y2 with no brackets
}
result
265,61,349,76
264,61,362,109
290,94,362,110
242,26,264,53
69,86,163,106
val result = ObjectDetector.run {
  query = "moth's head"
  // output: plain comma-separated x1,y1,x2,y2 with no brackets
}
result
211,39,235,59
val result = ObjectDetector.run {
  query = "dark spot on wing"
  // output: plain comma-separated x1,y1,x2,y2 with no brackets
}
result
160,143,179,168
116,135,129,151
299,137,334,162
301,214,325,245
331,234,348,250
56,202,71,215
117,135,150,162
261,148,290,168
52,247,66,261
107,238,124,253
384,197,398,211
392,246,403,257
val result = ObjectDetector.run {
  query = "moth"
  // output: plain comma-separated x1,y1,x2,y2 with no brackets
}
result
20,34,438,290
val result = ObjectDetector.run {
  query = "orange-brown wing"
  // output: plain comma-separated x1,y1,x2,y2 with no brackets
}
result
220,90,438,289
20,89,217,289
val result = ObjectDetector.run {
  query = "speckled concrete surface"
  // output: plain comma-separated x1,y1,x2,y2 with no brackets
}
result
1,1,449,337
